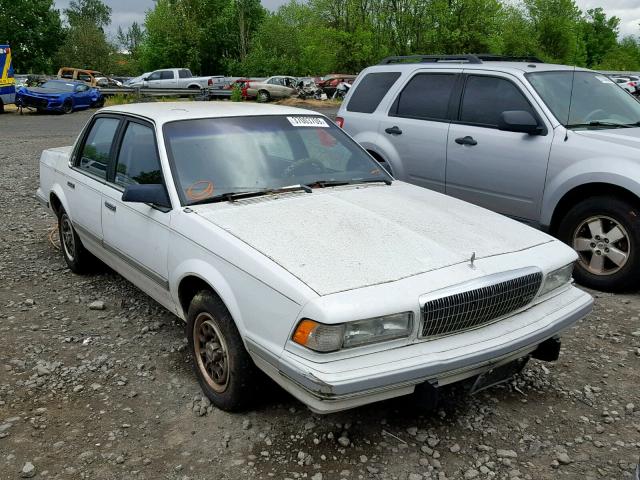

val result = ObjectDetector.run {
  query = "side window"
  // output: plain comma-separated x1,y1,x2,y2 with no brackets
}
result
147,71,161,81
393,73,457,120
78,118,120,179
347,72,401,114
178,69,190,79
76,84,89,92
460,75,535,127
160,70,175,80
115,123,163,187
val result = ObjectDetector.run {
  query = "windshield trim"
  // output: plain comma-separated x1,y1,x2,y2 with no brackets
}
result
161,114,393,207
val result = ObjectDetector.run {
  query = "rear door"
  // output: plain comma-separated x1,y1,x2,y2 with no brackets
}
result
378,70,460,192
445,72,553,222
65,115,122,242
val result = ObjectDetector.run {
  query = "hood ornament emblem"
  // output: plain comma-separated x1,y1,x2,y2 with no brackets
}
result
469,252,476,268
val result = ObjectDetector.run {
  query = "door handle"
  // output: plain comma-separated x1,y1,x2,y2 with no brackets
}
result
385,126,403,135
67,181,75,189
104,201,116,212
455,136,477,146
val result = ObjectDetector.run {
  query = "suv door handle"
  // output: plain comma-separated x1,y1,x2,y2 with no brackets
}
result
66,181,75,189
104,201,116,212
455,136,477,146
385,126,403,135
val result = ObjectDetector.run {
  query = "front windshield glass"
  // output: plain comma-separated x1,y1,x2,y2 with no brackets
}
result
163,115,391,205
40,81,76,92
527,71,640,129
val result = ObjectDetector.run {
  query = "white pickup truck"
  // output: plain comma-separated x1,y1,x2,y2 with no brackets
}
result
36,102,592,414
125,68,220,89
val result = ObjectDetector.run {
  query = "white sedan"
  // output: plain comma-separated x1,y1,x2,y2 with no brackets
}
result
36,103,593,413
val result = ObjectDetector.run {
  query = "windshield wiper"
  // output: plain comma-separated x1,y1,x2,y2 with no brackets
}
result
566,121,633,129
187,185,312,206
306,178,392,189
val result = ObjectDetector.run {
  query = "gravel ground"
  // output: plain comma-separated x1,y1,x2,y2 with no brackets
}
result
0,106,639,480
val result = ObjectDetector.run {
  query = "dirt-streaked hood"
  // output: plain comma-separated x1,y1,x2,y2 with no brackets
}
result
195,182,553,295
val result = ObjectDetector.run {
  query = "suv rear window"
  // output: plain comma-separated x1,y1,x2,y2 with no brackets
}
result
391,73,457,120
347,72,401,114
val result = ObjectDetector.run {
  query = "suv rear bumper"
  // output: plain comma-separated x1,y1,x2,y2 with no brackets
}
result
248,286,593,413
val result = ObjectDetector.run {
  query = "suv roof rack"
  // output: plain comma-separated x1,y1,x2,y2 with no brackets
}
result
378,54,544,65
378,55,482,65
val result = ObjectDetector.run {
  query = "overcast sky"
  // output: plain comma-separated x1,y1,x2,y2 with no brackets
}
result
54,0,640,38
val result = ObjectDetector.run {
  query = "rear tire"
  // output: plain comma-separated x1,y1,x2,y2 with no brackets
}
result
557,195,640,292
257,90,270,103
0,98,4,113
58,209,95,274
187,290,259,412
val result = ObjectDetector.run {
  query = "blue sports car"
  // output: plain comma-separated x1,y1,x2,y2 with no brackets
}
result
16,80,104,113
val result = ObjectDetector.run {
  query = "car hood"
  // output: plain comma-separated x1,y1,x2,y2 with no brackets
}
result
19,87,66,97
194,182,553,295
575,126,640,149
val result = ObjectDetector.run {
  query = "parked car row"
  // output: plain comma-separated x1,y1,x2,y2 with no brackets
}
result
609,74,640,96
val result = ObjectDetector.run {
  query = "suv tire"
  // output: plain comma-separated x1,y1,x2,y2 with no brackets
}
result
558,195,640,292
187,290,259,412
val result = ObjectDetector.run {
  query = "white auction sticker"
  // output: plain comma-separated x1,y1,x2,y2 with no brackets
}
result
287,116,330,127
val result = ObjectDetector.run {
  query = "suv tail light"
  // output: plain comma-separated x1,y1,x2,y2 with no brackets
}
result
208,78,213,86
335,116,344,128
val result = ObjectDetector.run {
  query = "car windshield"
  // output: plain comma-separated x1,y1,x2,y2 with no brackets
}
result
40,81,76,92
527,71,640,129
163,115,391,205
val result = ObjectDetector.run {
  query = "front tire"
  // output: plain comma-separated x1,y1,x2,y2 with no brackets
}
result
558,196,640,292
62,100,73,114
187,290,259,412
58,209,95,274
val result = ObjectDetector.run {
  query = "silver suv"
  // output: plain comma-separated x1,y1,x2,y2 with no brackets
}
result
337,54,640,292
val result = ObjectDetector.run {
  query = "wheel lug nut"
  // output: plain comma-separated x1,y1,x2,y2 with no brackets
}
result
590,243,596,248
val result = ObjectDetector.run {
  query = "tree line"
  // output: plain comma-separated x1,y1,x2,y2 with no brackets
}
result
1,0,639,76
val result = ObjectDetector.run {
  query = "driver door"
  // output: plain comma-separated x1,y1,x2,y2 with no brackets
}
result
446,72,554,222
101,118,172,292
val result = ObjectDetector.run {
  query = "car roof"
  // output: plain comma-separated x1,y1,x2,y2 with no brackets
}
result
47,79,86,85
368,61,592,75
100,102,320,123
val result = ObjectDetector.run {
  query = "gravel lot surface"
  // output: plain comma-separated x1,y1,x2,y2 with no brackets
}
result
0,106,639,480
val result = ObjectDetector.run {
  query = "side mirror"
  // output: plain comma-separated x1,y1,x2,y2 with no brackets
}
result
122,184,171,209
498,110,543,135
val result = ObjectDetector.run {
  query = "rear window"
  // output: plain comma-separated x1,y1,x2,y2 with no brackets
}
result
347,72,401,114
391,73,457,120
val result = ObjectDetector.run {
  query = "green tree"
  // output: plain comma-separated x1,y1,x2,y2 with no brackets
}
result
65,0,111,30
0,0,64,73
55,0,115,72
595,36,640,71
581,8,619,67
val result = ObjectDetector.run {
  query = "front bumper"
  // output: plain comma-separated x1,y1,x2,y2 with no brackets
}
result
35,187,49,209
248,286,593,413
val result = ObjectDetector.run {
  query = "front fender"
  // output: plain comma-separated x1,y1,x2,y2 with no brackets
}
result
541,157,640,226
170,259,244,330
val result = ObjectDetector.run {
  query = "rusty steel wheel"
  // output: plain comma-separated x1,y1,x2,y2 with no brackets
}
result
193,312,230,393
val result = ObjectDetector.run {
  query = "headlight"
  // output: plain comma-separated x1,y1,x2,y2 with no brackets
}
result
539,263,574,297
292,312,413,352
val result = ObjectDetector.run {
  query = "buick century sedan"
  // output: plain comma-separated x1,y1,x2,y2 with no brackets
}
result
36,103,593,413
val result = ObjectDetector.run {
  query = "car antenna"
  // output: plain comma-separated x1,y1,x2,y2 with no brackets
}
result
564,67,576,142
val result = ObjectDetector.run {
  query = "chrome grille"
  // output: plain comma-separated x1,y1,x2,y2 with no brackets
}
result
420,271,542,338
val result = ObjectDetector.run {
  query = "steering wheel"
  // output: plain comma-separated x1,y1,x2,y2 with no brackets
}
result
584,109,608,123
284,157,326,177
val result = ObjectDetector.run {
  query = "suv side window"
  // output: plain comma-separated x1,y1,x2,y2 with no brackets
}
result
392,73,457,121
160,70,174,80
77,117,120,179
460,75,534,127
178,69,190,79
347,72,401,114
114,122,163,187
147,71,161,81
